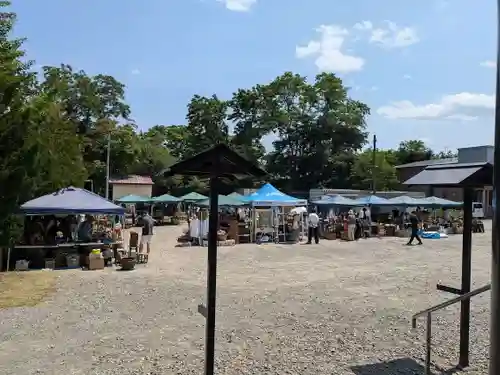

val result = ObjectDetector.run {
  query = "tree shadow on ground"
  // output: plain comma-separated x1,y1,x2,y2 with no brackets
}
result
350,358,461,375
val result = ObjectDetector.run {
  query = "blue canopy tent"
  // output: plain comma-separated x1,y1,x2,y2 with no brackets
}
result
152,194,180,203
242,184,307,243
242,183,307,206
418,196,463,208
386,195,422,207
197,195,244,207
353,195,391,206
20,187,125,215
116,194,152,204
227,192,245,202
312,195,362,206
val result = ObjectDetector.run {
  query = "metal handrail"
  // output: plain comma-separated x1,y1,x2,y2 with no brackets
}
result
411,284,491,375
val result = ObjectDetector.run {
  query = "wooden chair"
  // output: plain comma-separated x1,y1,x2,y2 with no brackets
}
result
129,231,139,256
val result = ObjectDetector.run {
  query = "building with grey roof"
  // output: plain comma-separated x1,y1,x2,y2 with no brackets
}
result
396,145,493,216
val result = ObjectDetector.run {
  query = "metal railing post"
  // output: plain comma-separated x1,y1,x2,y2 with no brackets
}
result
411,284,491,373
425,312,432,375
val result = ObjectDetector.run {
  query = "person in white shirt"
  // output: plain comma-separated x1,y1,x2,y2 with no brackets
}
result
347,210,356,241
307,210,320,244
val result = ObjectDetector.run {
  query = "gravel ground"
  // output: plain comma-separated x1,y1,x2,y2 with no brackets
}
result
0,223,493,375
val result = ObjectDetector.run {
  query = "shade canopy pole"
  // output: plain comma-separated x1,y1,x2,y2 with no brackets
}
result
490,1,500,372
205,177,219,375
459,188,473,368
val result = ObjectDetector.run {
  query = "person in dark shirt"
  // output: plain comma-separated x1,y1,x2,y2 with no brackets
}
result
406,211,423,245
139,213,155,256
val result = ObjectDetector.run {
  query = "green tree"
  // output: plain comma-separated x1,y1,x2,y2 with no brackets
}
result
185,95,229,155
394,140,433,165
265,72,369,192
143,124,189,160
351,149,399,191
0,2,86,245
229,86,270,163
39,64,133,193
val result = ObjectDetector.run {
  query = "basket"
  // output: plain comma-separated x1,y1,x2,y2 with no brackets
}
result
324,232,336,240
217,234,227,241
120,257,136,271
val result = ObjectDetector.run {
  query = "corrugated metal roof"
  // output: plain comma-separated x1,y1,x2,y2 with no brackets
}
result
109,175,153,185
403,165,483,186
395,158,458,169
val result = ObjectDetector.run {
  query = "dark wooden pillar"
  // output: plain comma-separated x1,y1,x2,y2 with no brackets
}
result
459,187,473,368
205,177,219,375
490,8,500,369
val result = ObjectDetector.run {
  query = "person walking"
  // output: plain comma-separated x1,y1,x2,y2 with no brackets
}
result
406,210,423,245
139,212,155,261
307,210,320,244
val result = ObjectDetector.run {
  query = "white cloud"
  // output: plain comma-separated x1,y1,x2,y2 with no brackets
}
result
377,92,494,120
480,60,496,68
217,0,256,11
131,69,140,75
403,74,412,80
353,21,373,31
296,25,364,73
353,20,419,48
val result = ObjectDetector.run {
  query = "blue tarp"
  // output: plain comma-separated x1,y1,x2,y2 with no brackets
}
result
20,187,126,215
386,196,422,206
353,195,390,205
313,195,362,206
242,183,307,206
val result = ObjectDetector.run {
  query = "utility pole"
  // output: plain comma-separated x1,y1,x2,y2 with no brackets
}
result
105,133,111,200
371,134,377,194
489,1,500,372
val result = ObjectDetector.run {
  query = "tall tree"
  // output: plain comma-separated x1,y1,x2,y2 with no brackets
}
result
265,72,369,191
351,149,399,191
39,64,132,193
394,140,433,165
143,124,190,160
0,2,85,245
185,95,229,155
229,86,269,163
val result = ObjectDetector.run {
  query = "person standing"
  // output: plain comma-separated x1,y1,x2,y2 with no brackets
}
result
307,210,320,244
406,210,423,245
139,212,155,260
347,210,356,241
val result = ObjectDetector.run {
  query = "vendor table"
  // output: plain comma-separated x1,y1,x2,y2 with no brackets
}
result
9,242,123,271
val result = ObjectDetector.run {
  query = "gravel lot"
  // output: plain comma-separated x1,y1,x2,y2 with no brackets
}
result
0,223,492,375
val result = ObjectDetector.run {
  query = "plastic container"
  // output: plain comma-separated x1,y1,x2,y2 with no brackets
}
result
44,259,56,269
66,255,79,268
15,260,29,271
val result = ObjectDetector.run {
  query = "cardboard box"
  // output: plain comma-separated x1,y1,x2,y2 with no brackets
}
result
88,256,104,270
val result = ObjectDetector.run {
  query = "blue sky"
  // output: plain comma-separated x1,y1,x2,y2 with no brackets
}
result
12,0,497,152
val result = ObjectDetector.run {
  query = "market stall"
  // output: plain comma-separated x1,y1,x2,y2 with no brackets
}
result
115,194,152,227
151,194,180,225
181,195,246,246
11,187,125,271
241,183,307,243
416,196,465,235
178,192,208,223
312,195,362,240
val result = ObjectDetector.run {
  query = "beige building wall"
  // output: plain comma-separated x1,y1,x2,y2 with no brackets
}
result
112,184,152,200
